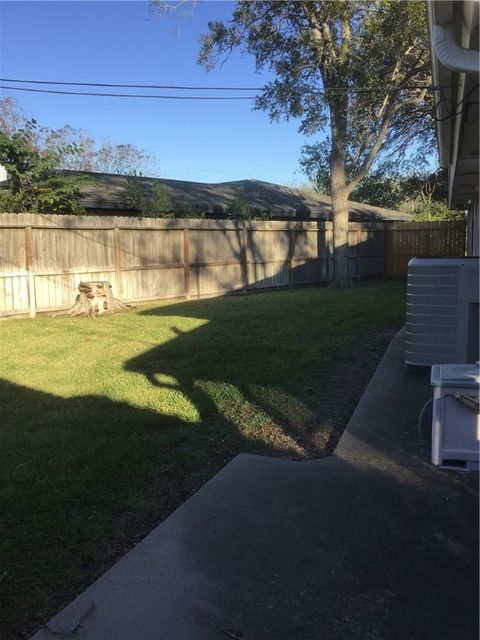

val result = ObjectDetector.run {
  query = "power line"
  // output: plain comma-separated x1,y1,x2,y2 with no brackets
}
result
0,77,263,91
0,85,258,100
0,83,436,102
0,77,438,95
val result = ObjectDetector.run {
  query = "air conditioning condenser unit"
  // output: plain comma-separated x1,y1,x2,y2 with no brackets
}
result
406,257,479,368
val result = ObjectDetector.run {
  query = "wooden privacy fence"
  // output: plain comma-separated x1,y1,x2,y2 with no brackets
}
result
0,213,466,318
384,220,467,277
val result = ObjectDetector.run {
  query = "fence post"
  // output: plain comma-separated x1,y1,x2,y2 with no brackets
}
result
384,224,393,277
288,226,295,288
113,227,123,299
356,228,361,279
425,223,431,256
461,219,468,256
183,227,190,299
24,226,36,318
326,222,333,280
241,227,249,290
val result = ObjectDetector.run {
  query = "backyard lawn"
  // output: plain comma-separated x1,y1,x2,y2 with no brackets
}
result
1,282,405,638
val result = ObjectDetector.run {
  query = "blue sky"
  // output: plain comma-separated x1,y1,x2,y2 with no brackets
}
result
0,0,312,185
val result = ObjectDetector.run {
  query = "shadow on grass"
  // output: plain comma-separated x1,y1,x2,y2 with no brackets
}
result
2,285,404,638
7,378,478,640
0,378,263,640
125,290,397,458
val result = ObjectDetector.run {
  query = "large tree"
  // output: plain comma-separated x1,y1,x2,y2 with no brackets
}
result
0,97,26,137
43,126,157,176
0,97,157,177
199,0,433,285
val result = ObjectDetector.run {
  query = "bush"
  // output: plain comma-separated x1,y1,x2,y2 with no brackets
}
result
227,188,253,219
122,179,174,217
0,122,84,214
408,199,465,222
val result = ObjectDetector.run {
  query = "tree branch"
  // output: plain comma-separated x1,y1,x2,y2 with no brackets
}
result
347,103,396,192
393,87,428,112
348,81,428,192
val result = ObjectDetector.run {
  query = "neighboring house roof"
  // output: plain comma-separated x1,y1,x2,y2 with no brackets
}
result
427,0,479,209
66,170,411,222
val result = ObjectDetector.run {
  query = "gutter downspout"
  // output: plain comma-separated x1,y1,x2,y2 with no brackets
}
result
448,72,466,206
431,7,479,207
432,23,479,74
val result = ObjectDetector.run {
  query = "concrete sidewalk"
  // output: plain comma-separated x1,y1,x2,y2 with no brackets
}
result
32,332,479,640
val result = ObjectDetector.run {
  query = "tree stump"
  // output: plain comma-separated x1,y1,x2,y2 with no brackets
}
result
66,281,128,318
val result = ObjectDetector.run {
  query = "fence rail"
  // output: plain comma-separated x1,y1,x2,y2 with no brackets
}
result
0,213,466,318
384,220,467,277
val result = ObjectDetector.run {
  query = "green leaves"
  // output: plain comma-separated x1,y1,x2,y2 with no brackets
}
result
411,201,465,222
227,187,253,219
122,177,173,218
199,1,434,187
0,123,85,214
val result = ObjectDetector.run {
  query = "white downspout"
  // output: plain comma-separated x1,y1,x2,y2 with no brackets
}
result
448,72,466,206
432,23,479,74
431,4,479,206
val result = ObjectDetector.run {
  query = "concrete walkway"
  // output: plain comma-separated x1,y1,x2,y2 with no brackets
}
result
33,332,479,640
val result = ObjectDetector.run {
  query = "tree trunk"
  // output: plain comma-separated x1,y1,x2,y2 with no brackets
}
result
329,101,351,288
330,179,350,287
66,281,128,318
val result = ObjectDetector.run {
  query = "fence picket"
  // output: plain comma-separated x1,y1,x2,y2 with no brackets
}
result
0,213,466,317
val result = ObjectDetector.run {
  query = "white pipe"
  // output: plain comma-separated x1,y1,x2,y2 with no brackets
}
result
432,23,480,74
448,71,465,207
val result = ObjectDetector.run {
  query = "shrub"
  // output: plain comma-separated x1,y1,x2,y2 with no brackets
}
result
0,121,84,214
122,178,173,217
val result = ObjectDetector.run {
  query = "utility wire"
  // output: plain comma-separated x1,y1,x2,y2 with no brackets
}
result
0,85,258,100
432,84,479,122
0,77,263,91
0,76,439,94
0,83,437,101
3,77,472,126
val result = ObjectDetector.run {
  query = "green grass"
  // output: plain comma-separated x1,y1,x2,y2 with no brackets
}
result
0,282,405,638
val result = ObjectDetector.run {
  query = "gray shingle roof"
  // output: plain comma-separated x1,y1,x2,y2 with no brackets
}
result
67,171,411,221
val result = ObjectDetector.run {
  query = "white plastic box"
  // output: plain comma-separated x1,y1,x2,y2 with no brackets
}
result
431,364,480,471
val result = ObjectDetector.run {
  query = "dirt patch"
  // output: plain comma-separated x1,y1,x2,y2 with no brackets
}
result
302,329,397,458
